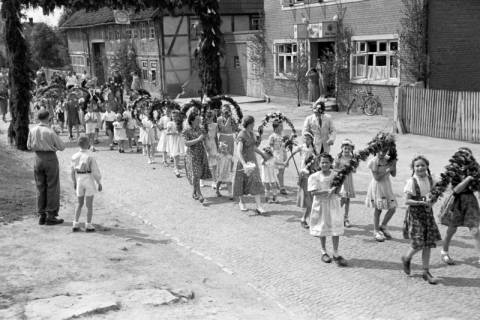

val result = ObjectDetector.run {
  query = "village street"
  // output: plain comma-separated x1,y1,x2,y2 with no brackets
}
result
1,101,480,320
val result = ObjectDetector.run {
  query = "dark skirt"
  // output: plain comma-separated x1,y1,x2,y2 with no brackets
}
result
403,205,442,249
185,147,212,185
440,192,480,228
232,159,264,196
296,175,312,208
57,112,65,123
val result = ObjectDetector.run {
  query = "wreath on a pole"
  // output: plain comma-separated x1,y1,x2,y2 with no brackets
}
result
429,148,480,203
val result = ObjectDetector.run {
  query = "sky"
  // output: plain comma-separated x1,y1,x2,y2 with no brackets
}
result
23,6,63,26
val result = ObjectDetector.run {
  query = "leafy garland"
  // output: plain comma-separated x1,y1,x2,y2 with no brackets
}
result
429,149,480,203
257,112,297,137
209,95,243,124
305,132,398,189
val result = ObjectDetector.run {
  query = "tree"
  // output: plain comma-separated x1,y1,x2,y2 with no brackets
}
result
286,43,309,107
30,22,68,68
1,0,222,150
110,40,140,89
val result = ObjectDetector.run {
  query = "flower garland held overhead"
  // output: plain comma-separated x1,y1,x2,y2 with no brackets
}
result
429,148,480,203
304,132,398,190
209,95,243,125
257,112,297,137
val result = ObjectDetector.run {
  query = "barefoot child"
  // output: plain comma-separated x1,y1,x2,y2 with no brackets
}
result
71,136,102,232
269,120,288,194
366,147,397,242
334,139,356,227
401,156,442,284
308,153,347,266
286,132,316,228
215,142,234,198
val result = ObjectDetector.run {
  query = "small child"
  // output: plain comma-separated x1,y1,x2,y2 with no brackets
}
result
401,155,442,284
113,113,127,153
102,105,116,150
156,108,171,165
71,136,102,232
166,110,185,177
287,132,316,228
308,153,347,267
55,100,65,133
203,111,219,189
215,142,234,198
261,147,287,203
84,103,97,152
139,109,157,164
268,120,288,194
123,106,138,152
365,147,397,242
334,139,356,228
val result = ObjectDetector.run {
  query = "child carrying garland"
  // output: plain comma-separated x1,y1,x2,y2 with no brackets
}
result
366,147,397,242
308,153,347,266
268,120,288,195
334,139,356,228
401,156,442,284
286,132,317,229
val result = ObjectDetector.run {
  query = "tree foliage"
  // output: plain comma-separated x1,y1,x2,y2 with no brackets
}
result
29,23,69,68
2,0,222,150
110,41,140,89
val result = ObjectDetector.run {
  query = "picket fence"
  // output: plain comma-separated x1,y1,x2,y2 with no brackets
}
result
394,86,480,143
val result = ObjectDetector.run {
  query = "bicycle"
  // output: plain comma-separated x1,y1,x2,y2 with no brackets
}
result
346,87,381,116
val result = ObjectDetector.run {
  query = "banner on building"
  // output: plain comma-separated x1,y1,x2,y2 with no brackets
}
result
113,10,130,24
306,22,337,39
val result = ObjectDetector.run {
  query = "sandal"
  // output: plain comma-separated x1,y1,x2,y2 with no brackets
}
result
300,220,309,229
401,256,411,275
379,226,392,240
441,252,455,265
321,253,332,263
333,255,348,267
374,231,385,242
422,270,439,285
344,219,351,228
192,193,199,200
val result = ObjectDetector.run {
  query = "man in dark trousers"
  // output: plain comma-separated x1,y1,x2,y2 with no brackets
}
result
27,109,66,225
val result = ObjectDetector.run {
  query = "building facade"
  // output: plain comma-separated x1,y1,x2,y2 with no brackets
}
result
60,1,263,98
264,0,411,116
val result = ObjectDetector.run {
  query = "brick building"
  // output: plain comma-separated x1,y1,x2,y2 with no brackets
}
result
60,1,263,97
427,0,480,91
264,0,408,116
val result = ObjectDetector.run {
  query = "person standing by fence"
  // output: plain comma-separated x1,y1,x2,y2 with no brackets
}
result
27,109,65,226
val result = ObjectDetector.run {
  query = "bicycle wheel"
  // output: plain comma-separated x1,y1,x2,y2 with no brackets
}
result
363,97,379,116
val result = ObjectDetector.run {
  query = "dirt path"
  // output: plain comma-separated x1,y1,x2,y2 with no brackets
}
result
0,123,291,320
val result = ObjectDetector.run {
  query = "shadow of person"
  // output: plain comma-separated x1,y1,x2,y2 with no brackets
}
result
347,258,403,271
261,209,302,219
438,276,480,288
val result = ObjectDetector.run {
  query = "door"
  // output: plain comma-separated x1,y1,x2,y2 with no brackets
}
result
92,43,106,85
311,41,335,97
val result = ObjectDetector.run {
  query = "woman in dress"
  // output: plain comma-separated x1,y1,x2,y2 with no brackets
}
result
183,111,212,204
306,68,320,102
231,115,267,214
217,104,238,156
65,93,80,140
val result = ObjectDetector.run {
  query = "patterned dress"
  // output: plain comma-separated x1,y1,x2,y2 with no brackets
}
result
403,176,442,249
232,129,264,196
183,127,212,185
268,133,287,169
365,157,397,209
296,144,316,208
440,189,480,228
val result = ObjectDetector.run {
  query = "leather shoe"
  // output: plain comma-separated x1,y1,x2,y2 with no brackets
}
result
38,215,46,225
45,217,64,225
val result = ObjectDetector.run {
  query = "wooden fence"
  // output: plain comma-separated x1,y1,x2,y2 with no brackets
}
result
394,86,480,143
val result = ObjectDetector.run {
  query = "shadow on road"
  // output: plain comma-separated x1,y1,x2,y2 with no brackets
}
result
439,276,480,288
347,258,403,270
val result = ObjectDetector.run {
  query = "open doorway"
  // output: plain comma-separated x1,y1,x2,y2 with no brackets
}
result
310,41,335,97
92,43,106,85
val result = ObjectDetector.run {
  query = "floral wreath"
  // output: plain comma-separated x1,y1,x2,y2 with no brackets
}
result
429,148,480,203
208,95,243,125
305,131,398,190
257,112,298,153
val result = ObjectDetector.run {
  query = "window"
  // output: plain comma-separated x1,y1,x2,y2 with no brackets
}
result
126,28,132,39
249,15,263,30
351,38,399,81
140,23,147,39
273,42,299,77
233,56,240,69
141,60,148,80
133,27,139,39
150,61,157,82
71,55,85,74
190,18,201,41
149,26,155,39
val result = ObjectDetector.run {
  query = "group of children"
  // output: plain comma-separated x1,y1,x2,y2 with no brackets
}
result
288,131,480,284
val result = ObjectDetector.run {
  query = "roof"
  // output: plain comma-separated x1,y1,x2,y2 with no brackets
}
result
60,1,263,29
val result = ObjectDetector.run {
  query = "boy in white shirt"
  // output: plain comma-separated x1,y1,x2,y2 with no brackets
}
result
71,136,102,232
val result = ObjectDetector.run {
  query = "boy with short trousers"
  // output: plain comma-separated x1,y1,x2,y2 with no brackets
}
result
71,136,102,232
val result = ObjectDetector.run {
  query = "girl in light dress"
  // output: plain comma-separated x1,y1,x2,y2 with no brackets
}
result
366,147,397,242
261,147,288,203
202,111,219,189
156,108,172,165
401,156,442,285
308,153,348,267
84,102,98,152
113,113,127,153
286,132,317,229
139,109,157,164
334,139,357,228
268,120,288,194
215,142,234,198
166,109,185,177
